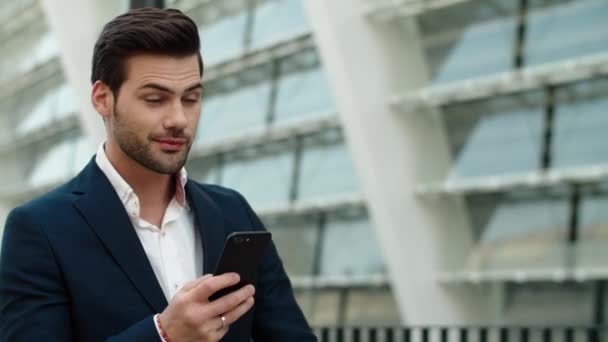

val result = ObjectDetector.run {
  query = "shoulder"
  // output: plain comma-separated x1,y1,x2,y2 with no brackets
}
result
5,179,79,232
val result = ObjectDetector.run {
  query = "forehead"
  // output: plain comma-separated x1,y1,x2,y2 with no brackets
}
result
124,54,201,89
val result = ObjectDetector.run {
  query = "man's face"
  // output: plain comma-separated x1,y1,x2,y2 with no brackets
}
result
108,54,202,174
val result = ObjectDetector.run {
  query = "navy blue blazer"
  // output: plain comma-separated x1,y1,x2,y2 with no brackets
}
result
0,159,316,341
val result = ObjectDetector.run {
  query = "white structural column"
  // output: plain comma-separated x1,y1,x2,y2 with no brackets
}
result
304,1,491,324
41,0,127,147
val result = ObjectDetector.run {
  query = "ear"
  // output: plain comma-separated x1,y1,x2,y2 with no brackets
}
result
91,81,114,120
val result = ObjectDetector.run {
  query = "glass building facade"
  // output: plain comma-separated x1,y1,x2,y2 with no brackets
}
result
3,0,608,330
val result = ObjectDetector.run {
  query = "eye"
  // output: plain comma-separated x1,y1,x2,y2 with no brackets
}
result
145,98,162,103
182,97,200,104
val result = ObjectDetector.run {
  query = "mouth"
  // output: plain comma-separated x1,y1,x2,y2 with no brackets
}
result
153,138,187,152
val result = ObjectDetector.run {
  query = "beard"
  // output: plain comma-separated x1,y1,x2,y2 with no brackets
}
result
111,106,193,174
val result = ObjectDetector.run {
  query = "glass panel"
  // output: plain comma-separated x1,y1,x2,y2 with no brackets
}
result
504,282,593,325
199,13,247,66
306,289,341,326
293,289,315,322
55,83,79,118
417,0,516,84
552,78,608,168
250,0,310,50
274,67,335,123
0,28,58,82
72,136,94,174
344,288,401,325
466,189,569,272
298,139,360,201
266,219,318,276
445,92,545,179
28,138,74,188
525,0,608,67
16,86,59,135
187,157,221,184
576,183,608,270
220,148,293,208
196,81,270,144
320,217,385,276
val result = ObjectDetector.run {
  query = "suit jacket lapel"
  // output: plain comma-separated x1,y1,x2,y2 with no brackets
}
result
185,182,226,275
72,160,168,313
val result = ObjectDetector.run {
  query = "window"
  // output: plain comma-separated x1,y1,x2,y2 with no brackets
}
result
199,13,247,66
297,131,360,201
466,189,570,272
220,147,293,208
551,78,608,168
417,0,516,84
196,80,271,144
320,217,385,276
444,92,545,179
273,66,335,123
266,218,318,276
250,0,310,50
525,0,608,66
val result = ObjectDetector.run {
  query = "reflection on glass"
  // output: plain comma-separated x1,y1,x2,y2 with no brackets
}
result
447,103,543,179
297,142,359,201
250,0,310,50
552,80,608,168
274,68,335,123
199,13,247,65
344,289,400,325
467,191,569,272
196,82,270,143
267,221,318,276
425,16,514,84
320,218,385,276
220,151,292,208
28,139,74,188
525,0,608,66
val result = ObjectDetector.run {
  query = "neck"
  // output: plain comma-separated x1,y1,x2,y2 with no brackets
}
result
104,140,174,207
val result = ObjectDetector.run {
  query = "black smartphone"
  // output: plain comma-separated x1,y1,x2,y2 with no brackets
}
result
208,231,272,301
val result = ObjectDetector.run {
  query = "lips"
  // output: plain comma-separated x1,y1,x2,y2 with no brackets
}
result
153,138,187,152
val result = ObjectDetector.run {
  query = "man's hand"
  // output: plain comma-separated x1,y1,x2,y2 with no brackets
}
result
158,273,255,342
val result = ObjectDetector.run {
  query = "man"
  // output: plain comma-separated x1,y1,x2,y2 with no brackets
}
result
0,8,316,342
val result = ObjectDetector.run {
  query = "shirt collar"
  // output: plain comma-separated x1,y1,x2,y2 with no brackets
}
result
95,141,189,215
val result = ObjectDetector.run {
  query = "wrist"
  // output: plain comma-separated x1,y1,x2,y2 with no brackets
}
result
154,313,171,342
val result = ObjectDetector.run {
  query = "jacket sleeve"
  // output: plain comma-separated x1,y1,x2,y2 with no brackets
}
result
0,207,162,342
234,192,318,342
0,206,74,341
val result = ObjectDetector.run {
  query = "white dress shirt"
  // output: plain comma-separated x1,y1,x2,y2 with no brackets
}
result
95,143,203,302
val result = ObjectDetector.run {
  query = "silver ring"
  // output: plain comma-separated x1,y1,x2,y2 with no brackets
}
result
220,315,226,328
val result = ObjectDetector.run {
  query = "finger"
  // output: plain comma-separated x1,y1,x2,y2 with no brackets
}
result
182,274,213,293
213,325,229,341
222,296,255,325
180,274,213,294
205,284,255,318
190,273,241,301
200,315,225,334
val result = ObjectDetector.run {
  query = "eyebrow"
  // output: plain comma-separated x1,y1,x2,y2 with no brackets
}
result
139,82,203,94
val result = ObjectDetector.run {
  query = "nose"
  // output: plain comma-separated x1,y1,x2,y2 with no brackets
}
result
163,100,188,131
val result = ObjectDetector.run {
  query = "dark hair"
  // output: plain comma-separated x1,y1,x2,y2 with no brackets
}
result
91,8,203,94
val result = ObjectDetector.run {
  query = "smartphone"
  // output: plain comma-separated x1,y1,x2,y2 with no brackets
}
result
208,231,272,301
